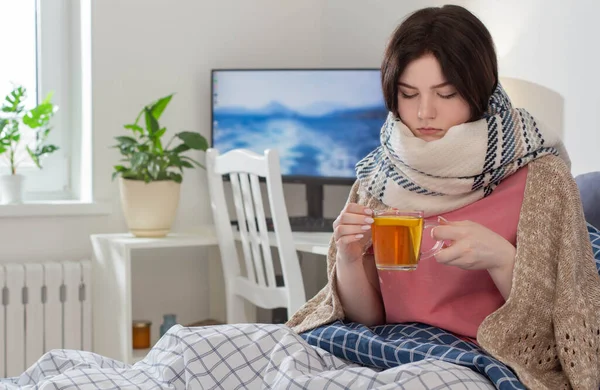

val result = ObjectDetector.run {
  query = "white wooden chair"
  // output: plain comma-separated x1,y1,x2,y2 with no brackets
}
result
206,148,306,324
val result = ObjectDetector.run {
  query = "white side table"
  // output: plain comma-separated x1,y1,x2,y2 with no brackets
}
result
90,226,219,364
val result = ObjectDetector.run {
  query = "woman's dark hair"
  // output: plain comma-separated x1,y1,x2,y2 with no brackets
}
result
381,5,497,121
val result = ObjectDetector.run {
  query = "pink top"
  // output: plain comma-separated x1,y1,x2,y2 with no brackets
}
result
377,167,528,340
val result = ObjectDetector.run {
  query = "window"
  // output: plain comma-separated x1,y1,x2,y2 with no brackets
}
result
0,1,39,171
0,0,91,202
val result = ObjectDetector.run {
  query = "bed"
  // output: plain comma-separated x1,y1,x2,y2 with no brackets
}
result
0,320,526,389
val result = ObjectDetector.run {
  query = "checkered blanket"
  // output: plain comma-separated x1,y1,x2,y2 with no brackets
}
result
1,323,496,389
302,321,524,390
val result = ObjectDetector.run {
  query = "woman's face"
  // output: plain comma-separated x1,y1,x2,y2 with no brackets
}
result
397,53,471,142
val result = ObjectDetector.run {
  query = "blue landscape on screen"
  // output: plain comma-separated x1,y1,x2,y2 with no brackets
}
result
212,69,388,179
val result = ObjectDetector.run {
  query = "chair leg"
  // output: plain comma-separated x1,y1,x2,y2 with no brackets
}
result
226,293,249,324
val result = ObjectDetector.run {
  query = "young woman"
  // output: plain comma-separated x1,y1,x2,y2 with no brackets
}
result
288,5,600,389
333,6,522,335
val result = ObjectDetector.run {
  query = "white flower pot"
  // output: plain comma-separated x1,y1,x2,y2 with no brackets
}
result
119,178,181,238
0,174,25,204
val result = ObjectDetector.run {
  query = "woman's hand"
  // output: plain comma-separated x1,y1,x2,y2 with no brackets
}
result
332,203,375,265
334,204,385,325
432,217,516,271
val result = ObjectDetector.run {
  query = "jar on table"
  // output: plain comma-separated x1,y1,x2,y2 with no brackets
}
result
132,320,152,349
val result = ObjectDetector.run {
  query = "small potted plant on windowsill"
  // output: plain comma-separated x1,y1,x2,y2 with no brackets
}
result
112,94,208,238
0,86,59,204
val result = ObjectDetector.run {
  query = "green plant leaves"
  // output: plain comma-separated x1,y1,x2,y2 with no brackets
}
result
40,144,58,154
1,86,26,114
171,144,191,154
168,172,183,183
154,128,166,139
26,144,60,169
148,160,160,180
150,94,173,120
26,146,40,168
144,107,159,136
115,136,137,146
22,93,56,128
111,94,208,183
152,128,166,154
177,131,208,150
124,124,143,134
131,152,149,170
180,155,205,169
0,86,59,173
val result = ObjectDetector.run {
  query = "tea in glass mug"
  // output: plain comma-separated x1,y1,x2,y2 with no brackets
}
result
371,210,444,271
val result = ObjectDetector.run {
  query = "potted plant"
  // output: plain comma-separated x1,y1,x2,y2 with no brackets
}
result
112,94,208,237
0,86,59,204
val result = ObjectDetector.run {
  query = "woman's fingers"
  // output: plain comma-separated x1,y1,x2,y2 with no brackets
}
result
333,203,375,250
334,223,371,240
336,233,366,246
333,203,373,229
344,203,373,215
434,240,467,264
431,225,465,241
338,213,375,226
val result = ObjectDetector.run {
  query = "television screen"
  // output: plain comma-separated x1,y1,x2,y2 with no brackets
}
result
211,69,387,181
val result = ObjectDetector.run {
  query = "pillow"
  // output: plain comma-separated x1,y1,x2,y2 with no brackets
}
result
587,222,600,274
576,172,600,229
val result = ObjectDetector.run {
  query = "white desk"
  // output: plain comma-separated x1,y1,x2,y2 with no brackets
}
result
90,225,330,364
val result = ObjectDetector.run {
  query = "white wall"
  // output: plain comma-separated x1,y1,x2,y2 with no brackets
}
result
90,0,328,331
1,0,598,334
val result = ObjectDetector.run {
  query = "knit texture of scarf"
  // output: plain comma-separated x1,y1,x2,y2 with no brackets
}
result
355,83,570,216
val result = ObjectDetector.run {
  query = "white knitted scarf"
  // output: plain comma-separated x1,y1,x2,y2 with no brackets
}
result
355,83,571,217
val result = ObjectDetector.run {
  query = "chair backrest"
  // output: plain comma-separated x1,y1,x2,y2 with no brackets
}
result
206,148,306,324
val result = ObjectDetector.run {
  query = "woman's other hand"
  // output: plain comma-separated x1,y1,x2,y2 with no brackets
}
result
432,217,516,271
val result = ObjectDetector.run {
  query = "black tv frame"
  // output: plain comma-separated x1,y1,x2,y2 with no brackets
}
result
210,68,382,219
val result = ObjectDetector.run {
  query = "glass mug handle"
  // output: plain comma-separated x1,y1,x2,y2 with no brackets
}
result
421,221,444,260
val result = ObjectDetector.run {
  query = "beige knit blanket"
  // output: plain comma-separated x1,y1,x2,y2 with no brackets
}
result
286,155,600,390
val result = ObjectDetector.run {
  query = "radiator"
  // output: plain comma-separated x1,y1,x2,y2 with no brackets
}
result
0,260,92,377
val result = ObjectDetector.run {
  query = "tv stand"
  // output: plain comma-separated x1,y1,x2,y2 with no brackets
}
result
231,183,335,232
306,183,324,219
282,183,334,232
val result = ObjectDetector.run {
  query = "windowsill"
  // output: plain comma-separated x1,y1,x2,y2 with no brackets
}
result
0,201,112,217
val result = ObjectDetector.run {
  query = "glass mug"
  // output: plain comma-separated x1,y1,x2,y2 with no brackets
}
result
371,210,444,271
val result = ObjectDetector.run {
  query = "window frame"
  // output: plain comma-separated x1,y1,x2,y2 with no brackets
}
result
0,0,92,202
